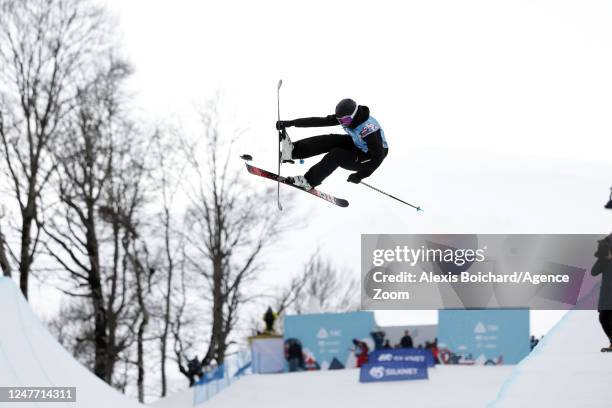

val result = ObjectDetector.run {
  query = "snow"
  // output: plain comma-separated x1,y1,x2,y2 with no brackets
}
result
152,306,612,408
149,388,194,408
489,310,612,407
153,366,513,408
4,272,612,408
0,277,143,408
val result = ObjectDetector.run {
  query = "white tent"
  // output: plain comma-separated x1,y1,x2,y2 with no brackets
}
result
0,277,142,408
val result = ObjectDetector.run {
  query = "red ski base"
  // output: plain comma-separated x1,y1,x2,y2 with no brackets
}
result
244,163,349,208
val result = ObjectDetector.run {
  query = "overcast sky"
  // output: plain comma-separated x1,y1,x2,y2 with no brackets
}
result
52,0,612,337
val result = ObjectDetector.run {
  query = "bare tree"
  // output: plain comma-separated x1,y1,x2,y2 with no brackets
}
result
0,0,111,298
43,58,136,382
128,242,152,403
151,130,184,397
108,141,154,402
47,299,97,367
172,251,202,385
0,209,11,276
181,98,292,368
276,252,360,316
273,270,309,317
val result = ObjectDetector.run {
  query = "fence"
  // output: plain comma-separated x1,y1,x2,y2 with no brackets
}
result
193,349,252,406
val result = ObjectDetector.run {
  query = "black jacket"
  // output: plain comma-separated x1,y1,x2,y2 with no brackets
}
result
289,106,387,179
400,334,414,348
287,342,303,360
592,258,612,310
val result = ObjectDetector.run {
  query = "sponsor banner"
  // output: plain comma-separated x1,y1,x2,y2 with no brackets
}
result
369,348,435,368
359,360,428,383
284,311,376,370
362,234,604,310
438,309,530,365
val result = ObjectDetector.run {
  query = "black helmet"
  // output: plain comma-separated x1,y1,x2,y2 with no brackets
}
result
335,98,358,126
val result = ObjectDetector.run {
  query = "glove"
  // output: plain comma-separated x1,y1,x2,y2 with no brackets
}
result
595,237,612,260
347,173,362,184
276,120,293,130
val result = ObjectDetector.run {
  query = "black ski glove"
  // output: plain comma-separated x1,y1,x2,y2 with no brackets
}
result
276,120,293,130
347,173,362,184
595,236,612,260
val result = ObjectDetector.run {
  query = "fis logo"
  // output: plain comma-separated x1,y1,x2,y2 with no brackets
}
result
368,366,385,380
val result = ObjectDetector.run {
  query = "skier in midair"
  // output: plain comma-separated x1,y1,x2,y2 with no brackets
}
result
276,98,388,190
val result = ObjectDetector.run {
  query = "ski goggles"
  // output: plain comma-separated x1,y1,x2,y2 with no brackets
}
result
337,105,359,126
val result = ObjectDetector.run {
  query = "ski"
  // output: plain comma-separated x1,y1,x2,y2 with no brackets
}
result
244,162,349,208
276,80,283,211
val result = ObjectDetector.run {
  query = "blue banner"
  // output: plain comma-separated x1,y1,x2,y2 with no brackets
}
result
359,361,428,383
196,364,225,385
438,309,530,365
284,311,376,370
233,361,251,378
369,348,435,368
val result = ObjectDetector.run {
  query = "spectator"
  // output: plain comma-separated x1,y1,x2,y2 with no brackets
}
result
352,339,369,368
263,306,277,333
285,339,305,372
530,335,539,350
383,339,392,349
430,338,440,364
186,356,204,387
605,188,612,209
592,234,612,352
370,329,386,351
400,330,414,348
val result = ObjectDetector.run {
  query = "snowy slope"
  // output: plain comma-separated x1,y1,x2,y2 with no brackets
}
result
0,277,142,408
149,387,194,408
5,269,612,408
157,307,612,408
489,310,612,407
170,366,513,408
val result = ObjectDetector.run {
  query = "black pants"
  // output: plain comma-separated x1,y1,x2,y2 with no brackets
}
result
599,310,612,344
292,134,386,187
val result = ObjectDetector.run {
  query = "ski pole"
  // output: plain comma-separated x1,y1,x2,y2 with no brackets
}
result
359,181,423,212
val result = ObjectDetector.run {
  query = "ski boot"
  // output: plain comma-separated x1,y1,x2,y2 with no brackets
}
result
280,132,295,164
286,175,312,191
601,345,612,352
